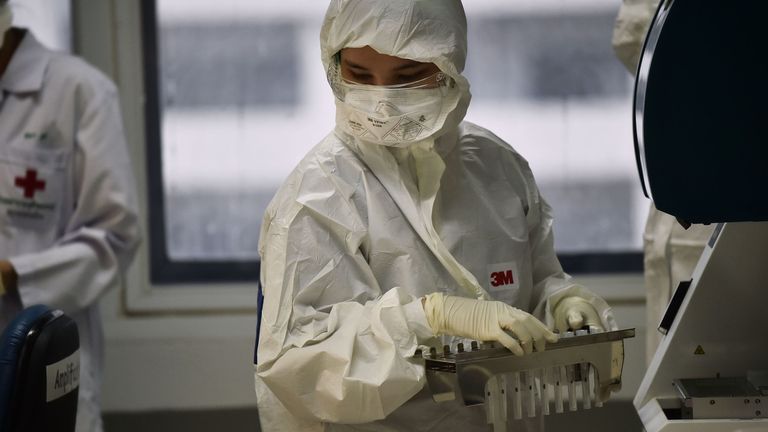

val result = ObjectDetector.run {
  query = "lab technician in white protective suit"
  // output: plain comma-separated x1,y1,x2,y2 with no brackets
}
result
0,3,140,431
256,0,618,430
611,0,715,365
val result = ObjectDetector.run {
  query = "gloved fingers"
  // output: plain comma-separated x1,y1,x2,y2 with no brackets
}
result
521,314,559,344
581,308,604,332
523,319,557,352
566,310,584,330
520,339,534,355
579,304,605,330
531,325,559,352
545,330,559,343
554,296,607,332
518,340,533,354
499,326,552,354
555,317,568,334
500,313,556,353
553,310,571,333
495,331,525,356
502,325,534,354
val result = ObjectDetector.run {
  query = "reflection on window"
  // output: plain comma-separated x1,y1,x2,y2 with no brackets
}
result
160,22,299,109
540,179,636,251
464,10,644,254
164,190,270,261
467,12,630,101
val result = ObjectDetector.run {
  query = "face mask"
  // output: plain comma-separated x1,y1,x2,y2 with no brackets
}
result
0,4,12,40
334,72,462,147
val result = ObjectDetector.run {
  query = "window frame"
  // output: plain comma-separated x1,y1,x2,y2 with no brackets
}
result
559,252,642,274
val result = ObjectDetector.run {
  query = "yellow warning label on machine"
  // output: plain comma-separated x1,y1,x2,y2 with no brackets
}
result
694,345,706,355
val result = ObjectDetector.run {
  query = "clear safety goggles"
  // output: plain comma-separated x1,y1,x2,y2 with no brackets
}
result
341,71,451,90
327,54,455,100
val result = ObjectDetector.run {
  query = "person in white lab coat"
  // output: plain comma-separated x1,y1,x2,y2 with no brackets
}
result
0,4,140,431
611,0,715,366
255,0,617,430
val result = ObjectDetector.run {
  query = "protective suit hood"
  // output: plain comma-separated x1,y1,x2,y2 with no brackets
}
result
320,0,471,145
611,0,661,73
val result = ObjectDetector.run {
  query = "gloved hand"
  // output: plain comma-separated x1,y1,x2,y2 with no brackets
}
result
423,292,557,356
552,296,604,333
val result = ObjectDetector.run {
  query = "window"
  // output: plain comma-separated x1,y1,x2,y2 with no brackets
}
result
144,0,643,285
159,21,299,263
143,1,332,283
159,22,299,110
467,13,630,101
464,8,645,272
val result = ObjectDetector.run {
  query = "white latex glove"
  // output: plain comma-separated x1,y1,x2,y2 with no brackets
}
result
423,293,557,356
552,296,605,333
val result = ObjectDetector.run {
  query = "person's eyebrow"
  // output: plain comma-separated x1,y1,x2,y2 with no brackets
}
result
343,59,369,71
394,62,429,72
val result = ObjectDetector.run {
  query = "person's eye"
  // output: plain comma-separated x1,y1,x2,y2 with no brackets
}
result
348,71,373,83
397,70,432,84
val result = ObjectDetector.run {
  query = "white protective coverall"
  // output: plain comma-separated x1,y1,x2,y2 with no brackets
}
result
0,31,140,432
256,1,617,430
611,0,715,365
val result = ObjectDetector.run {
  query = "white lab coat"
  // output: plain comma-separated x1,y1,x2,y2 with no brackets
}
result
0,32,140,432
255,1,616,430
611,0,716,365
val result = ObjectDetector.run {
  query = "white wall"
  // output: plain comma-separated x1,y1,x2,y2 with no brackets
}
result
100,293,259,411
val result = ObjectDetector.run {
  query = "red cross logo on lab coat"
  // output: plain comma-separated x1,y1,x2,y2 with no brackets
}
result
14,169,46,199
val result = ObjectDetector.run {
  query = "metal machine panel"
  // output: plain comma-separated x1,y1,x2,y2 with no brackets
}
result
633,222,768,431
421,328,635,431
